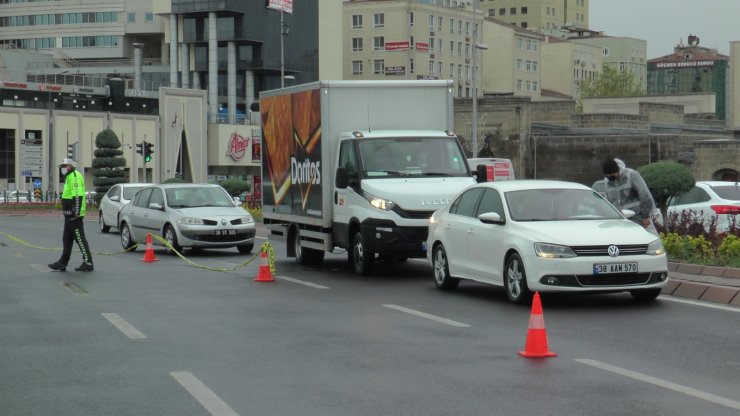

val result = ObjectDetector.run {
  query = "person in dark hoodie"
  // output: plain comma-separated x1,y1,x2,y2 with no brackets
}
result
48,158,94,272
602,157,658,232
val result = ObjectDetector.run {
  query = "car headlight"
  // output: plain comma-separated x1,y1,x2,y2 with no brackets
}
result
240,215,254,224
177,217,204,225
363,192,396,210
534,243,577,258
647,239,666,256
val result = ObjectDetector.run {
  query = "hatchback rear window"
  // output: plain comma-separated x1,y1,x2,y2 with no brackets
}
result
711,185,740,201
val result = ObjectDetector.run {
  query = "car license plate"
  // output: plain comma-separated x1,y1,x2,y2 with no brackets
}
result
593,262,638,274
213,229,237,236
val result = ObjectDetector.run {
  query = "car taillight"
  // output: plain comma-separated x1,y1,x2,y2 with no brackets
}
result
710,205,740,215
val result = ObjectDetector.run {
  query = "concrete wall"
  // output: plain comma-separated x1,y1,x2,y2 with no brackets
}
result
693,140,740,181
583,94,716,116
530,100,576,125
638,102,684,125
319,0,344,80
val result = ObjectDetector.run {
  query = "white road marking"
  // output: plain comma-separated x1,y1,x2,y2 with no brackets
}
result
660,295,740,313
171,371,240,416
101,313,147,339
382,304,471,328
30,263,52,273
575,359,740,411
276,275,330,289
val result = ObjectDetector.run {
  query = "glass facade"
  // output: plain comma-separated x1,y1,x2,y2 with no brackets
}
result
647,60,728,120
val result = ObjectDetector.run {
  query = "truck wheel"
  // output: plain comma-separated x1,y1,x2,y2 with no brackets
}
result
352,231,374,275
294,228,324,265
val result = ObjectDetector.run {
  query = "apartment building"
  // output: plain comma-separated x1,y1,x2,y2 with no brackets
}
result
540,36,602,98
344,0,484,98
480,0,588,31
481,17,543,99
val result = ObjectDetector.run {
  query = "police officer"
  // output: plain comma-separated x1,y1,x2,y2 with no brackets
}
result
48,158,94,272
602,157,657,231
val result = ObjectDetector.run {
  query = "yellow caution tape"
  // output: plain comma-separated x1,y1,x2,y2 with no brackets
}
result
0,229,274,273
0,230,139,255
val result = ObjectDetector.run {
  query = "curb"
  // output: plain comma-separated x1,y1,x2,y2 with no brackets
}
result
666,261,740,306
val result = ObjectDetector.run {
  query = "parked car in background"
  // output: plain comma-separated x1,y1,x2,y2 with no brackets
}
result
1,190,30,203
99,183,152,233
667,181,740,233
428,180,668,304
118,183,256,254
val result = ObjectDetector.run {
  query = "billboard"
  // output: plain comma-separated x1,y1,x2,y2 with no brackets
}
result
261,88,322,218
266,0,293,14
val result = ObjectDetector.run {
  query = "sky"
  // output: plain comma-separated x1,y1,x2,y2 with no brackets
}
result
589,0,740,59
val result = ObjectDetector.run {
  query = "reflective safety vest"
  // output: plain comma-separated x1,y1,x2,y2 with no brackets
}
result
62,169,86,217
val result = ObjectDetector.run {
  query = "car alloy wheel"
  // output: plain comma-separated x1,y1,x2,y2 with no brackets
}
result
164,225,182,255
99,214,110,233
505,253,532,304
120,223,135,250
433,245,459,290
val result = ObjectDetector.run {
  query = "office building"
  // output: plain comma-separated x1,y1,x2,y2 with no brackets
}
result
480,0,588,31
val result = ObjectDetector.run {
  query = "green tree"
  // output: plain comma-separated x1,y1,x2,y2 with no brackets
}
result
637,162,695,230
578,65,645,111
91,129,127,205
220,178,248,197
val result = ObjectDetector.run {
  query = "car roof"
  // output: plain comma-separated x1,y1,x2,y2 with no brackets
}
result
480,179,591,192
153,183,222,189
696,181,740,187
121,183,153,187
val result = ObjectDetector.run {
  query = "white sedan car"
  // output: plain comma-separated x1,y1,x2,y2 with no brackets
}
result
667,181,739,233
99,183,152,232
427,180,669,304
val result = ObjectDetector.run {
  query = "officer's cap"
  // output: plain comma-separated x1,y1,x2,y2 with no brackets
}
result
58,158,76,167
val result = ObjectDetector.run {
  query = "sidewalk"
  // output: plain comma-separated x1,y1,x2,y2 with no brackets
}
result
665,262,740,306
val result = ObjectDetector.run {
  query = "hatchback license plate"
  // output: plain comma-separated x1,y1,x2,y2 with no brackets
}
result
593,262,638,274
214,229,237,236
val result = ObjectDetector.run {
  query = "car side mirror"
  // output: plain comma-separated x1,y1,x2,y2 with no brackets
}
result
475,165,488,183
110,195,120,202
335,167,348,189
621,209,636,218
148,202,163,211
478,211,504,225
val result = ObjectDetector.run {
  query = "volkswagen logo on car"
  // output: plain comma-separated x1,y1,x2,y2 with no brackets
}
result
607,245,620,258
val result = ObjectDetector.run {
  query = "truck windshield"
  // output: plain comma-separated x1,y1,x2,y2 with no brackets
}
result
358,137,469,177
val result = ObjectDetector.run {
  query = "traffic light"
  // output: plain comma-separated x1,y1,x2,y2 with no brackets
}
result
144,141,154,163
135,142,143,155
67,142,79,161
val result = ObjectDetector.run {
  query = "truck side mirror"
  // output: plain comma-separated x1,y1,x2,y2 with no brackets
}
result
476,164,488,183
335,167,348,189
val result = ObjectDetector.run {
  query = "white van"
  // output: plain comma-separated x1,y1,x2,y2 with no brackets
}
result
468,158,515,182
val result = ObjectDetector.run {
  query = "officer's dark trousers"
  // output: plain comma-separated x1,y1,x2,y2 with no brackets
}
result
59,216,93,265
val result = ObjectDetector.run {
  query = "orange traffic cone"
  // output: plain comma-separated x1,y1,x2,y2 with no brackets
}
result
518,292,556,358
141,233,158,263
254,249,274,282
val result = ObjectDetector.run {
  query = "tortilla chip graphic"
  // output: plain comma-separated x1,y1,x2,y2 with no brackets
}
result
261,95,293,204
292,90,321,154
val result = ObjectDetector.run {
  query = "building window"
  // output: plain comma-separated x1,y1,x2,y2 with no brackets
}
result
521,7,528,14
352,60,363,75
437,39,443,53
127,12,135,23
409,12,414,27
516,59,523,70
488,9,495,17
457,20,462,34
532,61,538,72
374,13,384,27
521,22,528,28
458,42,462,56
458,64,462,78
532,81,538,92
499,8,505,15
374,59,385,75
450,40,454,55
410,58,414,74
145,13,153,23
465,21,470,35
352,14,363,29
449,18,455,33
352,37,363,52
517,79,522,90
374,36,385,51
526,60,531,71
437,16,443,31
429,14,434,30
526,80,531,91
428,60,435,75
619,62,627,72
517,38,523,49
510,7,516,15
449,63,454,77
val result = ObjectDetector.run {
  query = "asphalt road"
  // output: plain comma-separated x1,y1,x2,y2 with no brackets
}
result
1,216,739,416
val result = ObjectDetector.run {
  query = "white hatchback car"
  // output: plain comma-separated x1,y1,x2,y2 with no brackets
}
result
99,183,153,232
428,180,669,304
667,181,740,233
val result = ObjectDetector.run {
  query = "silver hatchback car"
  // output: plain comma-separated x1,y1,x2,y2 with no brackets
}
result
118,184,256,254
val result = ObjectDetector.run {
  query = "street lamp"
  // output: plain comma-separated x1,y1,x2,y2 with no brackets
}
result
280,11,290,88
471,17,488,158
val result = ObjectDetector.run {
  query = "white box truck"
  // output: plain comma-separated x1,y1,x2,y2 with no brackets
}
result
260,80,475,274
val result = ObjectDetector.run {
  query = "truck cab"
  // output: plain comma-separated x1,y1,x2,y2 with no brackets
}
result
333,130,474,274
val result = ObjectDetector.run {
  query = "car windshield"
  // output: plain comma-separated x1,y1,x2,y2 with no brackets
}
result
165,187,234,208
123,186,147,199
506,188,623,221
358,137,469,178
711,184,740,201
